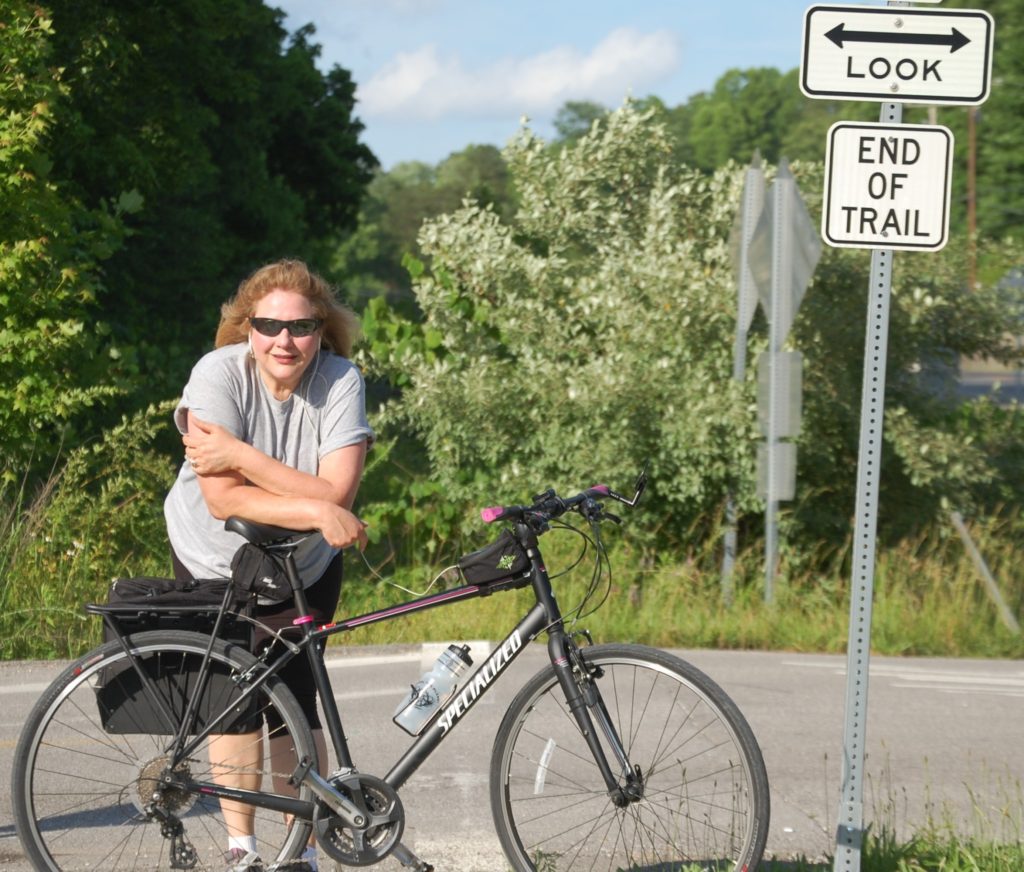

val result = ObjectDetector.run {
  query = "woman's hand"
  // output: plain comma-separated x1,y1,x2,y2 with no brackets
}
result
318,503,369,551
183,417,242,476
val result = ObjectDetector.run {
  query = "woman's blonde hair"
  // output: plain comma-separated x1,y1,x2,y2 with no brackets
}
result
215,259,358,358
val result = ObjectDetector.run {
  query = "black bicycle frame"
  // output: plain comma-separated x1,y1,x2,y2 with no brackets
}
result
163,524,627,817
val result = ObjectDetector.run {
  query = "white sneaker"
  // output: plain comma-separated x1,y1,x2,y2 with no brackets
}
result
223,848,263,872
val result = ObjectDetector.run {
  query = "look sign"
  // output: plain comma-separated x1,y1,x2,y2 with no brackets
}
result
802,5,994,104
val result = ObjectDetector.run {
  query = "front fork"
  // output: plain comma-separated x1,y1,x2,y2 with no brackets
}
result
521,519,643,807
548,631,644,806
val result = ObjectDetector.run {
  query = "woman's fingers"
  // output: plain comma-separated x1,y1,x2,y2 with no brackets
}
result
320,506,368,550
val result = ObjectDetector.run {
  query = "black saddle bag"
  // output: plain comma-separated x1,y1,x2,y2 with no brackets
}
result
94,576,260,735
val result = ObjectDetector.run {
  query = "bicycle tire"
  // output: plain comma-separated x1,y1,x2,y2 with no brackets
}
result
490,643,770,872
12,630,316,872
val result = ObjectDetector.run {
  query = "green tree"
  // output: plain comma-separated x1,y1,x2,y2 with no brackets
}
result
0,5,130,476
436,144,512,213
552,100,608,144
337,145,514,307
41,0,376,404
686,68,806,171
942,0,1024,239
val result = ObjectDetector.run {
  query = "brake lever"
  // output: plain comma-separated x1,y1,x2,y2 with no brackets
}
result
579,498,621,525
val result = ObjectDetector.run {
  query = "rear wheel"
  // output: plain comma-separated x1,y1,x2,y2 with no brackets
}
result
490,643,770,871
12,630,315,871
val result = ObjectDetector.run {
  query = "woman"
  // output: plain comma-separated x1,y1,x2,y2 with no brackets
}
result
164,259,372,872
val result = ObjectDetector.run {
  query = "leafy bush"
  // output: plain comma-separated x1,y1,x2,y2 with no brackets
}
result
792,231,1024,546
362,104,759,552
0,5,132,476
0,402,176,658
360,102,1024,562
357,436,464,563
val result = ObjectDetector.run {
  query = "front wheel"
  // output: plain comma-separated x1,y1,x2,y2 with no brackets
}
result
12,630,316,872
490,643,770,872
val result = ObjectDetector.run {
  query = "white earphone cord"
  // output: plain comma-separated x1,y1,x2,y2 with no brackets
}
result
355,546,459,597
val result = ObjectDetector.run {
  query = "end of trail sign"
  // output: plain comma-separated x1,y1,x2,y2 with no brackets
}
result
822,121,953,252
802,5,994,105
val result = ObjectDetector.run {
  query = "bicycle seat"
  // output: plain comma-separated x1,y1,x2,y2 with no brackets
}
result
225,516,309,547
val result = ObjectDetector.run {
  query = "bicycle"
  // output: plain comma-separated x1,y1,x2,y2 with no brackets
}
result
12,472,770,871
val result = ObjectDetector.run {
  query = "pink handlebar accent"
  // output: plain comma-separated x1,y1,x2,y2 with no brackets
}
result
591,484,610,494
292,615,313,626
481,506,504,524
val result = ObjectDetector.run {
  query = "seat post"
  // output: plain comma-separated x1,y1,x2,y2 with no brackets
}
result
280,551,314,628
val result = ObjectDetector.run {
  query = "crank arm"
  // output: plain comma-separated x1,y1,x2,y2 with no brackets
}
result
392,841,434,871
291,757,371,829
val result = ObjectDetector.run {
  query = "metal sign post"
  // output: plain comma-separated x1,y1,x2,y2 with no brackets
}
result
762,170,791,604
832,106,902,872
747,161,820,601
800,3,996,868
723,153,766,604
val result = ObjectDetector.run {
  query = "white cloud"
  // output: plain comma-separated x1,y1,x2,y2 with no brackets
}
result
358,27,679,120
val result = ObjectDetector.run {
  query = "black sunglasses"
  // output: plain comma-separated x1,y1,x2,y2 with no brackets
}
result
249,317,322,338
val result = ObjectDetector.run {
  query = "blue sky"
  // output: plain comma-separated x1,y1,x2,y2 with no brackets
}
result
273,0,825,170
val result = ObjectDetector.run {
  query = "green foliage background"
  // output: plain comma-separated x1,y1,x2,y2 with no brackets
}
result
364,109,758,546
0,8,129,473
361,106,1024,560
36,0,377,418
1,0,1023,662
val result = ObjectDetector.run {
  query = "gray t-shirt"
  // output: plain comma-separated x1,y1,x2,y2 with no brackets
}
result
164,344,374,584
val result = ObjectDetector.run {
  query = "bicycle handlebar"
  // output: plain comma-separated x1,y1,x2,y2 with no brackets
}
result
480,470,646,526
480,485,607,525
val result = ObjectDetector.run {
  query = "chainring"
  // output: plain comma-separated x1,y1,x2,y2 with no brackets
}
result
313,772,404,866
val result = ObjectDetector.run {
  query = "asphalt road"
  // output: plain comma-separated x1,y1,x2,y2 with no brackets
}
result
2,643,1022,870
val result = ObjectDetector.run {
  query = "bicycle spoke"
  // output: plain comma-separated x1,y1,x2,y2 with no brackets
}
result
14,634,316,871
492,646,768,872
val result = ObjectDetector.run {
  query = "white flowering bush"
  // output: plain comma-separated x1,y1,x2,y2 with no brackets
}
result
360,102,1024,558
365,105,761,538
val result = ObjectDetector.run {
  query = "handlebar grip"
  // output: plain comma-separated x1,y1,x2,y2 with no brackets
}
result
482,484,609,524
481,506,506,524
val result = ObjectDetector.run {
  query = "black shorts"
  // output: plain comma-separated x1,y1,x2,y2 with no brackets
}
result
171,549,343,732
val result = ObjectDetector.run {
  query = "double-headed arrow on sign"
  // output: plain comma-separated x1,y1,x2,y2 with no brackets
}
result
825,22,970,54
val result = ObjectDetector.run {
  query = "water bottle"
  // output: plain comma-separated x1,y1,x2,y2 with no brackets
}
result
393,644,473,735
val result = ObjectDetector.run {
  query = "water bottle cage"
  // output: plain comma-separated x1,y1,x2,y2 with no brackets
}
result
411,685,439,710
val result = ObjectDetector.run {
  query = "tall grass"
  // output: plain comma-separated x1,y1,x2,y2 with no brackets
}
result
1,403,176,659
759,763,1024,870
856,763,1024,872
329,515,1023,659
2,418,1022,660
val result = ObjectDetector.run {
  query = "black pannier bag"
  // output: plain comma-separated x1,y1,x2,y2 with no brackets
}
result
94,576,260,735
457,529,530,585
